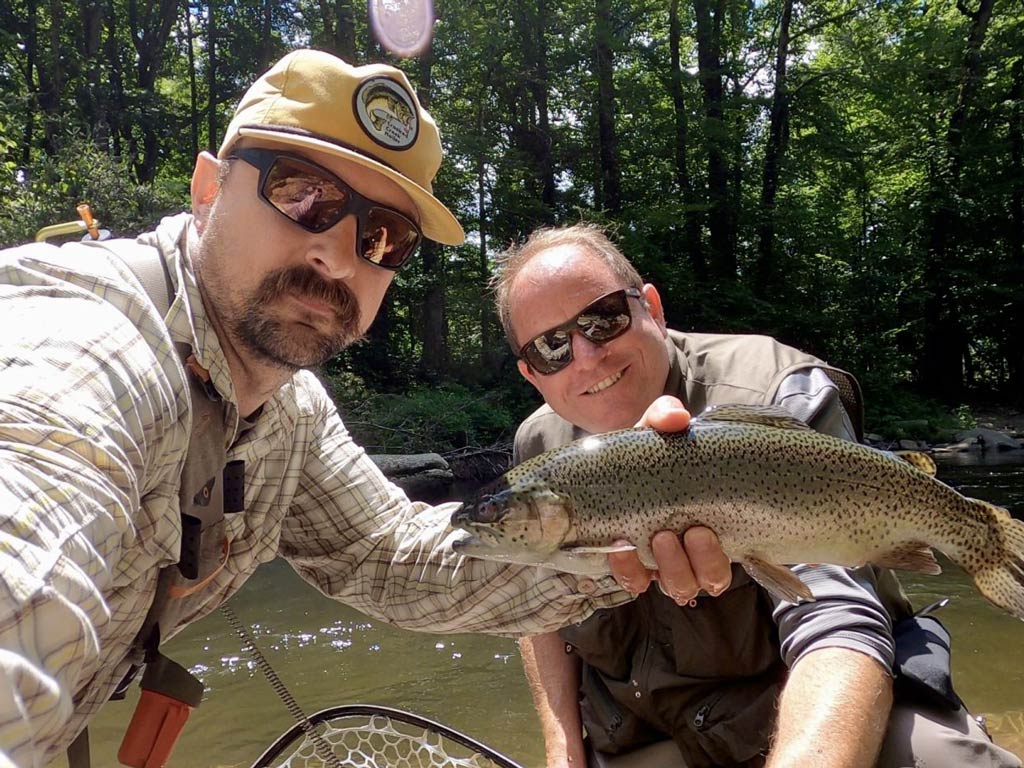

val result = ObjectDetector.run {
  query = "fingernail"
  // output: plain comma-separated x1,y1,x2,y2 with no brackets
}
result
706,583,727,597
670,591,697,606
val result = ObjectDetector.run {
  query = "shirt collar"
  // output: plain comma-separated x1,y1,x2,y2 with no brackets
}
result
141,213,238,408
663,331,687,406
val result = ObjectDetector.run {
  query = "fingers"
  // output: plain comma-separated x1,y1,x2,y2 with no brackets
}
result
651,530,698,603
607,540,655,594
636,395,691,432
682,527,732,596
652,528,732,606
607,526,733,605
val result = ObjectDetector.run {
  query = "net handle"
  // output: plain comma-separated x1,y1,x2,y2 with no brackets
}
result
249,703,524,768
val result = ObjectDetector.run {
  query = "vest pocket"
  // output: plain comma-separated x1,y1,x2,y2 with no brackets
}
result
579,663,666,755
687,676,782,766
668,570,779,680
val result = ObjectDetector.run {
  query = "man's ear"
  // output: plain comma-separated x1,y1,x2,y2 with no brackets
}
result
190,151,222,233
517,358,541,390
641,283,668,335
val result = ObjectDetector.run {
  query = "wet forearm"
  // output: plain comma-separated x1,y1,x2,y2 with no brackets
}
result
767,647,892,768
519,632,587,767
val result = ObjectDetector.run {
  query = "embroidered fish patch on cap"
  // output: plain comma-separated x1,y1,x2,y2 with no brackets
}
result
354,77,419,150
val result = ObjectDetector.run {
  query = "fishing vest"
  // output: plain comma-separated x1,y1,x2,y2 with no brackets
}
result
65,235,243,768
514,330,904,767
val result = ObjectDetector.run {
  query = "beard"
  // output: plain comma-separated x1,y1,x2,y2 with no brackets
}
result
231,264,363,370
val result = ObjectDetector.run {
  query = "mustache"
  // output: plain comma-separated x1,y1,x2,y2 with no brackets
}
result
255,265,360,323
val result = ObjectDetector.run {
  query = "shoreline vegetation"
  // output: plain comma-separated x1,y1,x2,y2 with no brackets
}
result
334,369,1024,488
6,0,1023,489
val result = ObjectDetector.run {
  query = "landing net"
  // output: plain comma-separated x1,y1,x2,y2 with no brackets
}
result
250,704,523,768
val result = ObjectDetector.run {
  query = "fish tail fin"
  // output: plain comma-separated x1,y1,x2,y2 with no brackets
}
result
963,499,1024,621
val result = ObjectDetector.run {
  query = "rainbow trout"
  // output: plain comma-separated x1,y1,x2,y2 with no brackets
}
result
451,405,1024,618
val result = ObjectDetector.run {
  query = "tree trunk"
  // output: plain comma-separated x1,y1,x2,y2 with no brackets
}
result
477,92,494,368
317,0,357,61
185,1,199,160
693,0,734,282
754,0,793,298
78,0,105,146
1009,57,1023,272
416,42,451,380
104,0,124,157
919,0,996,402
258,0,274,70
669,0,705,280
128,0,180,180
505,0,556,222
594,0,621,213
207,0,217,152
1007,57,1024,398
34,0,63,154
18,0,37,166
532,0,555,211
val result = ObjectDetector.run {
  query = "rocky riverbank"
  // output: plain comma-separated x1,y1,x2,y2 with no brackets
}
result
867,405,1024,455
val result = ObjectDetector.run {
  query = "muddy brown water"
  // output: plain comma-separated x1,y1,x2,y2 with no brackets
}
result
67,456,1024,766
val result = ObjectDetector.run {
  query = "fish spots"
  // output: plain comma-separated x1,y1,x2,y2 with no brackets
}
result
451,411,1024,619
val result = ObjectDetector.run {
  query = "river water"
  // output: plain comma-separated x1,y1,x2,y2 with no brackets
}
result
74,456,1024,767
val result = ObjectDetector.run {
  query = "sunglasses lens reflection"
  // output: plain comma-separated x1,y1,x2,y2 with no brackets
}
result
263,157,351,233
524,290,634,375
247,150,423,270
362,206,421,268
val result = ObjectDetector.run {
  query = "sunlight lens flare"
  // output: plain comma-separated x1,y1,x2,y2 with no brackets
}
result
370,0,435,59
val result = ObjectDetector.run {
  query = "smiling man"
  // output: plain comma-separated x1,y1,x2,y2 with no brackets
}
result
494,223,1019,768
0,51,684,767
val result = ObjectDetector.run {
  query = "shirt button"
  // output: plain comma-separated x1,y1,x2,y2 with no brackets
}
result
577,578,597,595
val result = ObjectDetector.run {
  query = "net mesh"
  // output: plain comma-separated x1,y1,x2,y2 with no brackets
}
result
259,711,516,768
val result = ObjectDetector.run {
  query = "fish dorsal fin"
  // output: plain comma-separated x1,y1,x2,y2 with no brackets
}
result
892,451,937,476
697,404,813,431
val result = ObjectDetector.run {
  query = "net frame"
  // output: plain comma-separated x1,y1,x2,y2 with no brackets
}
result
249,704,524,768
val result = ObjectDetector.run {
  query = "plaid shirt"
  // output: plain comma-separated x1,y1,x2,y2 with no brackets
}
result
0,214,624,767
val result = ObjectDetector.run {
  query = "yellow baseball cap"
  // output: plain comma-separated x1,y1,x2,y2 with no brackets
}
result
219,49,464,246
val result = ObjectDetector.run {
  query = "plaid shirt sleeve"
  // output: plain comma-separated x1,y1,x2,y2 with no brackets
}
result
1,243,190,767
279,392,630,637
0,233,630,765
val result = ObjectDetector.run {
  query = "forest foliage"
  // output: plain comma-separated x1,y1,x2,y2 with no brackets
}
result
1,0,1021,449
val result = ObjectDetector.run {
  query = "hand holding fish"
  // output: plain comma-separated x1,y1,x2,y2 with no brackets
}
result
607,396,734,604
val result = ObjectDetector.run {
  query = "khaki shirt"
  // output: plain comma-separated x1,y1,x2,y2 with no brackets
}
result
514,330,908,765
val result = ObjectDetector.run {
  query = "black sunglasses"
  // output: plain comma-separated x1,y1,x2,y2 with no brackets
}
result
518,287,643,375
229,147,423,270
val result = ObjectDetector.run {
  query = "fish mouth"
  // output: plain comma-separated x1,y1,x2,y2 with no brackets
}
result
452,530,502,551
450,502,505,546
585,367,625,395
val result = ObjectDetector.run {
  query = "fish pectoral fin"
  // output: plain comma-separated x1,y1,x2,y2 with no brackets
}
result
741,556,815,604
562,544,637,555
873,543,942,574
697,404,812,431
892,451,937,476
547,550,613,576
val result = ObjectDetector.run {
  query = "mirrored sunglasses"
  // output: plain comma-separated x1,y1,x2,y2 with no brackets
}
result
519,287,642,375
230,147,423,270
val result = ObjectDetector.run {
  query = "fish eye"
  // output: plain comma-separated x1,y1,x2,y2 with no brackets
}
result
473,497,502,523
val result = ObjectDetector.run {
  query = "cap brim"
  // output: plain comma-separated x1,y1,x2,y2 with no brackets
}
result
233,127,465,246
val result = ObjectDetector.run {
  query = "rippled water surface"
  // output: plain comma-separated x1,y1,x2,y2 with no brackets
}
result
77,456,1024,766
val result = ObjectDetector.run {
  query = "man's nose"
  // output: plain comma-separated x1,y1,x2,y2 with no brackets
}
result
569,331,608,370
305,217,359,281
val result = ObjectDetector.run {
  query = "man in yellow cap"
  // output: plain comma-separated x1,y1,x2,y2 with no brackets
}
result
0,49,701,765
